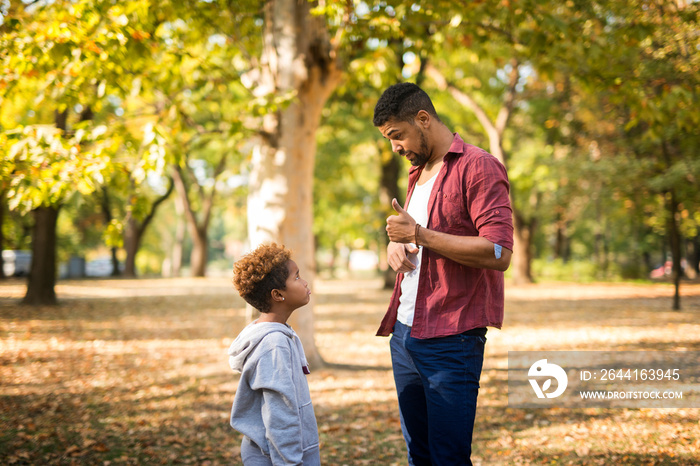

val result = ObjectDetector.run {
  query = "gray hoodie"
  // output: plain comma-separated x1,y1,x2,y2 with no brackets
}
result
228,321,320,465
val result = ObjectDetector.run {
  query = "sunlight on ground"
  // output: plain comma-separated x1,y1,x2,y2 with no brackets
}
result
1,277,699,464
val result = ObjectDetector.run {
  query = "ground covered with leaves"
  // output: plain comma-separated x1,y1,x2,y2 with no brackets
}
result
1,277,699,465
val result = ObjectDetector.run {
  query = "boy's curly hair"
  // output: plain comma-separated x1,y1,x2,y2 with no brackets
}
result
232,243,291,313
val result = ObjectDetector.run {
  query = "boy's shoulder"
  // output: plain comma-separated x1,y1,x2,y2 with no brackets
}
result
260,328,292,342
256,328,294,350
245,331,295,368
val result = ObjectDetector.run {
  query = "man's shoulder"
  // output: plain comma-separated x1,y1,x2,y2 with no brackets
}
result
448,144,502,173
453,141,496,162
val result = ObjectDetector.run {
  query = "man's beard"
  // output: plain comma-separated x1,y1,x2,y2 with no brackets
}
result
401,130,431,167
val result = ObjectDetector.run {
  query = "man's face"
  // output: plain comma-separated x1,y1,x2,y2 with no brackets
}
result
379,118,430,167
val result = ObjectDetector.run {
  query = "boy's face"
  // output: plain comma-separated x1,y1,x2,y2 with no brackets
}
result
283,260,311,308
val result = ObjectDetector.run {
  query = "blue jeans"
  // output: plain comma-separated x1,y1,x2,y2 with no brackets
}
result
390,321,486,466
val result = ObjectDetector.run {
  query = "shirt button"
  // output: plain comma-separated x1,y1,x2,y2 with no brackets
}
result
495,210,500,214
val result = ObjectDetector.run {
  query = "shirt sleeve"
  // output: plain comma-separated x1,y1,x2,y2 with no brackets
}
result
249,344,304,465
465,154,514,250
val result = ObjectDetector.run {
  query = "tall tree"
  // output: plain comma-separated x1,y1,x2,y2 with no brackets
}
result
3,125,112,304
315,35,410,288
0,174,7,281
241,0,347,366
96,186,122,276
123,177,174,277
1,0,170,301
2,0,247,288
541,0,700,307
171,157,225,277
136,0,253,277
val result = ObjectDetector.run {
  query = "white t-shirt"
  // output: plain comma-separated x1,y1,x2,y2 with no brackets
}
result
396,172,438,327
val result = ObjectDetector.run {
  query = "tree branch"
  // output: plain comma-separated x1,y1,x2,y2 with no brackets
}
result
424,62,514,165
425,63,496,137
172,164,199,228
201,154,227,231
495,58,520,137
140,176,175,233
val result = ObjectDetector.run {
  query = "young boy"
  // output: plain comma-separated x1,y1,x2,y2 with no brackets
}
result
228,243,321,465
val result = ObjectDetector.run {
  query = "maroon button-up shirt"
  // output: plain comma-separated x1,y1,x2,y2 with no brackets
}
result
376,133,514,339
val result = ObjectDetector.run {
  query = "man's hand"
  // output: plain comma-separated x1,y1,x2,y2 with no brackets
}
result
387,241,419,273
386,198,417,244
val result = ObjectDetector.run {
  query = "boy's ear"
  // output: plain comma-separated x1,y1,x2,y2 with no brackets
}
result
271,289,285,302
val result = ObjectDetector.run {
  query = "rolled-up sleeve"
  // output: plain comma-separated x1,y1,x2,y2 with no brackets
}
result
466,155,514,251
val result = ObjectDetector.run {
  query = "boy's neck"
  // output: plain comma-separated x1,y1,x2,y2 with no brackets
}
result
256,308,291,324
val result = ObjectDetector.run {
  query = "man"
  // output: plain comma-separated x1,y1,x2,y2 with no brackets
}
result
374,82,514,465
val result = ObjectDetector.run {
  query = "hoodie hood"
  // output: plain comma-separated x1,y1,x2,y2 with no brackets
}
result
228,321,310,374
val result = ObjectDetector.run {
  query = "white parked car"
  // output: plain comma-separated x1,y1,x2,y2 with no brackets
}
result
85,258,119,277
2,250,32,277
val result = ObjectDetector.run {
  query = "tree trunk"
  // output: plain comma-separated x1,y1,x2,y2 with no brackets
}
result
122,197,143,278
22,109,68,304
0,191,5,280
98,187,121,277
247,0,342,369
511,210,534,285
171,197,186,277
123,215,142,278
660,141,682,310
690,234,700,276
123,179,174,278
378,143,403,289
553,209,570,262
171,157,224,278
377,40,409,290
190,226,208,277
23,206,60,305
666,190,682,310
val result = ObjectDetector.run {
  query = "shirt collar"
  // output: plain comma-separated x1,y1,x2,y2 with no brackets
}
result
446,132,466,156
409,132,465,176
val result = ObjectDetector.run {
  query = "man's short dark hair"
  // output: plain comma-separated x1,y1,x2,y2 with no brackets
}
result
373,82,439,127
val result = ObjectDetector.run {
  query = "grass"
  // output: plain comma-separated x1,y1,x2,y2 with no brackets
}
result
1,277,699,465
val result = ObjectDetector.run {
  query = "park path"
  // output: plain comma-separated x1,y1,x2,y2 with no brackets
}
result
1,277,698,464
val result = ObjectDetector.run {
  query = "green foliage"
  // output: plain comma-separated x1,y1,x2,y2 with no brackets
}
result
314,98,387,252
541,1,700,278
531,258,602,283
104,219,124,249
311,0,700,283
3,125,114,213
1,0,697,283
1,0,255,277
